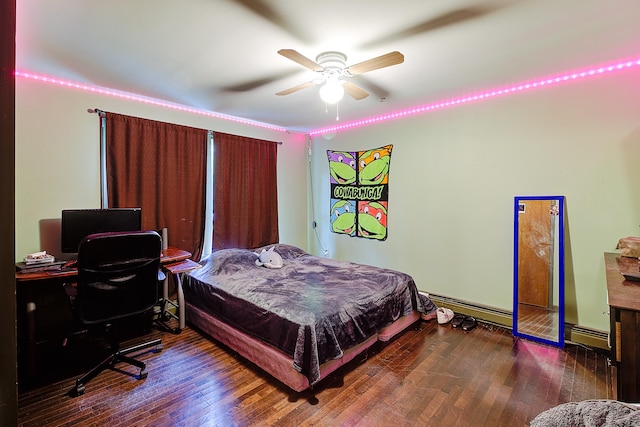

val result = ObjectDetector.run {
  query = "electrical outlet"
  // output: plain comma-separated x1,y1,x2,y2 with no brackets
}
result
323,249,329,257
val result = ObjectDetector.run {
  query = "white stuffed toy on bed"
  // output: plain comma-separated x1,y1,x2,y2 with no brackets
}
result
254,246,284,269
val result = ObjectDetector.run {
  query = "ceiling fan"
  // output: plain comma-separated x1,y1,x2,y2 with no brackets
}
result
276,49,404,103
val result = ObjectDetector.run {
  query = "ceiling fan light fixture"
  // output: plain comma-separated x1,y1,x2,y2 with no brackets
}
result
319,80,344,104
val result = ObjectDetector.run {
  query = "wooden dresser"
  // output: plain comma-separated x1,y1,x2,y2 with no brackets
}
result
604,252,640,402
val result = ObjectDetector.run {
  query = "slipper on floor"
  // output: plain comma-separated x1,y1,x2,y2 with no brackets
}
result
436,307,455,324
462,316,477,331
451,313,465,328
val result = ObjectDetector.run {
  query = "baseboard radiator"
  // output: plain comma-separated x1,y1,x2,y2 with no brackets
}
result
425,292,609,351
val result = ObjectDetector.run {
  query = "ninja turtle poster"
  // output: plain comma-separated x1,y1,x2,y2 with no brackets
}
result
327,145,392,240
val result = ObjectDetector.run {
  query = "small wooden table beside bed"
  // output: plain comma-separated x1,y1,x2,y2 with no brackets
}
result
182,244,435,392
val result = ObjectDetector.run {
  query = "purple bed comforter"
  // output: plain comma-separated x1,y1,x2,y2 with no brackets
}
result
183,244,433,386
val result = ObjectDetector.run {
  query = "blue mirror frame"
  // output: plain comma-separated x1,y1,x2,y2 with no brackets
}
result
513,195,565,347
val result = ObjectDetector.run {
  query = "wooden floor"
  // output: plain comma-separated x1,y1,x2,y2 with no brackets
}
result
18,318,612,427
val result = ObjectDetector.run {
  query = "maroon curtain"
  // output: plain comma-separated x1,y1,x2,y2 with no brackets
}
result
213,132,279,250
105,112,208,261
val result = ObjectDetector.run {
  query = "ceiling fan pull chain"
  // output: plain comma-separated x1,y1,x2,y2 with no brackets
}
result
323,100,340,121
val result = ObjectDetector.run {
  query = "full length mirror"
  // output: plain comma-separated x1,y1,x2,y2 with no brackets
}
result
513,196,565,347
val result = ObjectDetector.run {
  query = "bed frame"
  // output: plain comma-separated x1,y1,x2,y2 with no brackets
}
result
186,301,421,392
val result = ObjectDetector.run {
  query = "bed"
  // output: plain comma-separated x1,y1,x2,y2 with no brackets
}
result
182,244,435,392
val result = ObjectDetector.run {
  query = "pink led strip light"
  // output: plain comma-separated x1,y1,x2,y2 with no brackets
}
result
15,57,640,135
14,71,288,132
309,57,640,136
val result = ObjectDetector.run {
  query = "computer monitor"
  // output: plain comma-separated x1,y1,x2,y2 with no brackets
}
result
60,208,142,253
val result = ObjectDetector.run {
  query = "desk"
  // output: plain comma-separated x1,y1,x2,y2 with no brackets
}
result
604,252,640,402
160,258,202,332
16,247,194,377
15,247,191,282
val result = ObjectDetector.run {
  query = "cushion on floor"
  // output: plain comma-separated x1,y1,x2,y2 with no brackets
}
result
530,399,640,427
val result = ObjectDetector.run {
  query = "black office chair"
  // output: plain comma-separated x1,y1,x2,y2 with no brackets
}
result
70,230,164,396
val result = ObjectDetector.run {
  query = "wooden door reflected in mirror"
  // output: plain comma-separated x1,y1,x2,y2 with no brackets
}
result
513,196,565,347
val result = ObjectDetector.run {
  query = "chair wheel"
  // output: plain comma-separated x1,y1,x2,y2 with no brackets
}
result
139,368,148,379
75,384,85,396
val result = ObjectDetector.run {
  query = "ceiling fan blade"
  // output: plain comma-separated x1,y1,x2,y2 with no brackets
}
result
343,81,369,100
345,51,404,76
275,81,314,96
278,49,324,72
223,70,299,92
231,1,312,43
360,7,497,49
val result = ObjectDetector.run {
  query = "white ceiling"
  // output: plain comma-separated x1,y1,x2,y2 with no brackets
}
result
16,0,640,132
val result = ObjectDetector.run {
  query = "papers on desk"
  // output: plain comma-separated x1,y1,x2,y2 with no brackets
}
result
17,251,67,273
24,251,56,265
16,261,67,273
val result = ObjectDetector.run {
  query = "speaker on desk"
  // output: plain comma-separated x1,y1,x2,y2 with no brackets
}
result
161,227,168,251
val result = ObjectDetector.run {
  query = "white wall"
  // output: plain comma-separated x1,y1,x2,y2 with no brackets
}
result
15,79,308,262
309,69,640,332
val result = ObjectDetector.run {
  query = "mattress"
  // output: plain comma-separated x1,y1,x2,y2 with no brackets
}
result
183,244,434,386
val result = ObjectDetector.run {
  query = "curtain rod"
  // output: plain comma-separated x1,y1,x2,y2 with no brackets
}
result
87,108,106,117
88,108,282,144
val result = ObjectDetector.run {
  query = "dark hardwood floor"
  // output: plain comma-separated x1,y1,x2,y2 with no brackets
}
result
18,318,612,426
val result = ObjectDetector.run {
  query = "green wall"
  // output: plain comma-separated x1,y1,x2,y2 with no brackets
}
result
308,69,640,332
16,65,640,334
15,79,309,262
